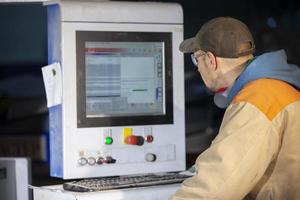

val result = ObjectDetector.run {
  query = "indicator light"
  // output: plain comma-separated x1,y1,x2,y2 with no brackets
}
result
145,135,154,143
105,137,113,145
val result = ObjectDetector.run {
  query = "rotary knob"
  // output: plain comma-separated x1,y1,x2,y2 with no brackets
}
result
96,156,105,165
105,156,116,164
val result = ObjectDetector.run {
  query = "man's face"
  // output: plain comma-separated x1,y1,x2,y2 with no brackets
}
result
193,50,217,92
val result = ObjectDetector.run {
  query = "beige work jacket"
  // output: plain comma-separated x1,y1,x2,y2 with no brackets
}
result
171,79,300,200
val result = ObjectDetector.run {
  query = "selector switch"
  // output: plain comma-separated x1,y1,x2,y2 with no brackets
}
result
96,156,105,165
145,153,157,162
105,156,116,164
78,157,88,166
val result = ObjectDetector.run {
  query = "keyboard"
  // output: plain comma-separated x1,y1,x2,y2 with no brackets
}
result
63,172,191,192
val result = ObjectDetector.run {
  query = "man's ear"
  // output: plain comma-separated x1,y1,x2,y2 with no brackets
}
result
205,51,217,71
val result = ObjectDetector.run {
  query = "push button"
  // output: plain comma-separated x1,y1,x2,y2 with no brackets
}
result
145,153,157,162
125,135,144,146
103,128,113,145
104,137,113,145
87,157,96,165
145,135,154,143
78,157,88,166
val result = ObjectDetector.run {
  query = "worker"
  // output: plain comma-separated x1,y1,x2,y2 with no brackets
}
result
170,17,300,200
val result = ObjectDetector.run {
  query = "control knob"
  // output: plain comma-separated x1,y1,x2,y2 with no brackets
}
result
105,156,116,164
96,156,105,165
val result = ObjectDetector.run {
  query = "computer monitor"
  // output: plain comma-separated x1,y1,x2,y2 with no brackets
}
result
46,0,185,179
76,31,173,127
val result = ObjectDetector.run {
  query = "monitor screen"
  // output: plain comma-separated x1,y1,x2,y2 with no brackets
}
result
85,41,164,117
76,31,173,127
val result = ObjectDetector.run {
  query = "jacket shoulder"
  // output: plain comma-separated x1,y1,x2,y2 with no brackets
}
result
232,78,300,120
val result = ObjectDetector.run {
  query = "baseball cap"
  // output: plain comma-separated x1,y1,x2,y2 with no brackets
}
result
179,17,255,58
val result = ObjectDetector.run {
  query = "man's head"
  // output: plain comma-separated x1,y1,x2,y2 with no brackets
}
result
180,17,255,92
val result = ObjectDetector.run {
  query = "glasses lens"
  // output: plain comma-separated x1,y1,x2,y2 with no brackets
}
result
191,54,198,66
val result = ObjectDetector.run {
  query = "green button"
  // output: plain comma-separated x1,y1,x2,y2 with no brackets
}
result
105,137,113,145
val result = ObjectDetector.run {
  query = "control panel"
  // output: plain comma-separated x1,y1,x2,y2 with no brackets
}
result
76,127,176,168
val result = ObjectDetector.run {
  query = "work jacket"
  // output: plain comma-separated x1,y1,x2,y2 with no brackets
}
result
170,50,300,200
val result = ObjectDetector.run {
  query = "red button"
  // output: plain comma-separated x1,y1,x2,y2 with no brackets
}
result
125,135,138,145
125,135,144,146
146,135,154,143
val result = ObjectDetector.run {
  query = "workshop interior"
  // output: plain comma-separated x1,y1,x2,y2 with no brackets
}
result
0,0,299,199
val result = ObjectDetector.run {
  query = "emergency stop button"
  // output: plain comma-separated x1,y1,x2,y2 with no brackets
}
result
125,135,144,146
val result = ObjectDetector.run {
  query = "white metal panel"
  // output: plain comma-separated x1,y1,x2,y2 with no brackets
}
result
45,0,183,24
61,22,185,179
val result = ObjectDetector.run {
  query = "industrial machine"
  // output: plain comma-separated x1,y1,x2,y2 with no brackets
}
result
34,0,186,199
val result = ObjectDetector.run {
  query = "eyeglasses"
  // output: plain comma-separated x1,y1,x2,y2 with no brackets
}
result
191,52,206,67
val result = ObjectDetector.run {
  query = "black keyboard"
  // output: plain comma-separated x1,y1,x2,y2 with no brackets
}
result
63,172,191,192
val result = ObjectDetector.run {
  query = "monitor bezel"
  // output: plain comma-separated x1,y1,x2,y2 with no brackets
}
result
76,31,173,127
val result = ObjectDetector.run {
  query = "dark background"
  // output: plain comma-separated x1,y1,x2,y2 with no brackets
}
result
0,0,299,185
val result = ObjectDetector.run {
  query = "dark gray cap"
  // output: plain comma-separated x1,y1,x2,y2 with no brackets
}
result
180,17,255,58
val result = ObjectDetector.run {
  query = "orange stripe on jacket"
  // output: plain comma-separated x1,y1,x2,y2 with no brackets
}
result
232,79,300,120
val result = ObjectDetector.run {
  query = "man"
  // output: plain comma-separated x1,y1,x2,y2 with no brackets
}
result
170,17,300,200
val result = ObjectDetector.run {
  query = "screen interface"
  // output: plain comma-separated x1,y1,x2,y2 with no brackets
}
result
85,42,165,117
